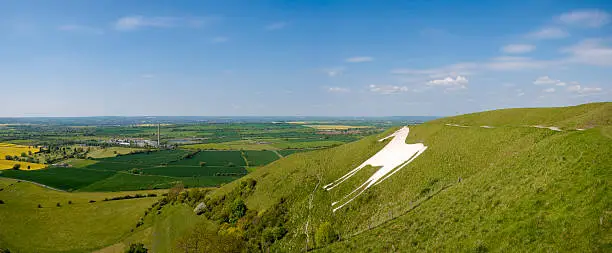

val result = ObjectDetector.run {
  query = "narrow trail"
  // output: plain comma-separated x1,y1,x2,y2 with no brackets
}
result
304,175,322,250
272,150,283,158
445,123,576,132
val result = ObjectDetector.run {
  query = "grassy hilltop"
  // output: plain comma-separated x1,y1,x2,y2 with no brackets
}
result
0,102,610,252
186,102,611,252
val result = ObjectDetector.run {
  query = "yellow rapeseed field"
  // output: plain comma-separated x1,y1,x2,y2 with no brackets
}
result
0,143,46,170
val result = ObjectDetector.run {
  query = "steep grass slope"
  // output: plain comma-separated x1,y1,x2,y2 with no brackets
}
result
0,178,164,253
199,102,611,252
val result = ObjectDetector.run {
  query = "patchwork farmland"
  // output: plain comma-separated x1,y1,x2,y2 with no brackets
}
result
0,148,301,191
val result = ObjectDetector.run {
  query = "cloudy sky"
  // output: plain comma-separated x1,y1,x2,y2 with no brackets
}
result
1,0,611,117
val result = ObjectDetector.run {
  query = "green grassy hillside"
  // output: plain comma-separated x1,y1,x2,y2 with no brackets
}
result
182,102,611,252
0,178,165,252
1,102,610,252
434,102,612,128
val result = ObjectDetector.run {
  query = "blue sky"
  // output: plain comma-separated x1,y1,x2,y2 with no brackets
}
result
1,0,611,117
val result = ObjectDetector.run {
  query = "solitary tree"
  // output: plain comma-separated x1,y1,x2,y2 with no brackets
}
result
12,164,20,170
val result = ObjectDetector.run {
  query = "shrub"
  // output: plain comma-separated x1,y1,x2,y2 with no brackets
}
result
229,198,247,223
68,200,72,204
125,243,147,253
315,222,338,247
56,202,61,207
89,200,96,203
0,200,4,204
261,226,287,246
12,164,20,170
38,204,42,208
4,155,12,160
136,217,144,227
199,161,207,167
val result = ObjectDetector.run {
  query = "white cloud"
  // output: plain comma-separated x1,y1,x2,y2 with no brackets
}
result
265,22,287,30
345,56,374,63
561,38,612,66
323,67,345,77
427,76,468,89
369,84,409,94
543,87,556,93
327,87,350,93
558,9,610,28
501,44,535,54
393,56,557,76
485,56,554,71
211,36,228,43
391,62,476,78
58,24,103,34
527,27,569,39
534,76,570,88
567,84,603,94
534,76,558,85
114,16,208,31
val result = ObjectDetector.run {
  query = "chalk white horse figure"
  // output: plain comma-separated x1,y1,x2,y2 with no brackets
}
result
323,126,427,212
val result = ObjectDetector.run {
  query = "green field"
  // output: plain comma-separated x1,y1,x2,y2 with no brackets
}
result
182,140,278,151
170,151,246,167
78,173,240,192
270,140,346,149
143,165,247,177
102,149,189,165
0,167,116,191
243,150,280,166
0,149,250,192
0,177,164,252
65,158,99,168
87,147,144,159
85,161,145,172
